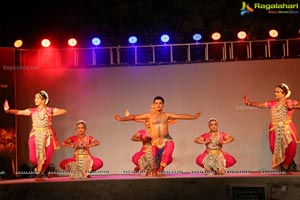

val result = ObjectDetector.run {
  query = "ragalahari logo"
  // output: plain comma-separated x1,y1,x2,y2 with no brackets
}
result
240,2,254,16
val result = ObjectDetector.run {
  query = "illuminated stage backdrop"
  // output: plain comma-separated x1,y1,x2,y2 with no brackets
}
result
11,58,300,175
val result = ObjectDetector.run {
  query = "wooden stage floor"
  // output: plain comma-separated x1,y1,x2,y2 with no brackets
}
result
1,171,300,200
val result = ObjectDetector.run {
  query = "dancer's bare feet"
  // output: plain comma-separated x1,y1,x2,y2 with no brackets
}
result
133,166,140,173
146,169,164,177
35,173,46,181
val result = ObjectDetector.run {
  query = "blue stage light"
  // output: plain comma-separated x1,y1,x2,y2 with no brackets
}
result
193,34,202,42
92,38,101,46
160,34,170,43
128,36,137,44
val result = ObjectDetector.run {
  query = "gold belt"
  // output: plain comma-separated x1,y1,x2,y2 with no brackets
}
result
207,149,222,155
32,126,51,130
272,120,291,127
30,127,51,137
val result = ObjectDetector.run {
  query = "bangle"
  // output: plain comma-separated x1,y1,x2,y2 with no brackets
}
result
246,102,250,106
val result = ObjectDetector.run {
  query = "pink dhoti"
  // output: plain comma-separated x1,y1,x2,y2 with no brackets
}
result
28,127,58,173
60,156,103,172
196,150,236,168
152,139,174,168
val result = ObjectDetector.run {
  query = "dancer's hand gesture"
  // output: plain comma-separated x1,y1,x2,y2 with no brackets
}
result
4,100,9,112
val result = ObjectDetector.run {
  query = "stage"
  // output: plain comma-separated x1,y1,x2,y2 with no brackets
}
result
1,172,300,200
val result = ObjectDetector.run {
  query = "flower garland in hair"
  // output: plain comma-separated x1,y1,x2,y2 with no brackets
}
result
208,118,217,124
77,120,87,126
281,83,291,98
40,90,49,104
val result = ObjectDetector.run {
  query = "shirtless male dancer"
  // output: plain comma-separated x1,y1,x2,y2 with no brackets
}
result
114,96,201,176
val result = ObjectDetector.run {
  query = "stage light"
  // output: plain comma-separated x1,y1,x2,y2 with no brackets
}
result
68,38,77,47
92,37,101,46
269,29,278,38
237,31,247,40
41,39,51,48
14,40,23,48
193,33,202,42
211,32,221,41
128,36,137,44
160,34,170,43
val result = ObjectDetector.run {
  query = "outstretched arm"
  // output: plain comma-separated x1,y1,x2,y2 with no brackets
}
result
168,111,201,120
114,114,137,121
52,108,67,116
286,101,300,110
4,100,31,116
5,109,31,116
114,113,149,122
291,103,300,109
244,95,267,109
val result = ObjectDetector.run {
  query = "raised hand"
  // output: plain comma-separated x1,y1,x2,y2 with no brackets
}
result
244,95,249,105
4,100,9,112
195,111,201,118
124,109,130,117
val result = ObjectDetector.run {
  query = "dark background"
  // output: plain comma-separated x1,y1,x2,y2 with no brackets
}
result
0,0,299,48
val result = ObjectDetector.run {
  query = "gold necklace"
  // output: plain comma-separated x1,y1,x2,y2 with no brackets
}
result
37,107,46,120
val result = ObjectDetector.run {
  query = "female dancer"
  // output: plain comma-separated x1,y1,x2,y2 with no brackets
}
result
244,83,300,171
131,119,154,174
59,120,103,178
195,118,236,175
4,90,66,178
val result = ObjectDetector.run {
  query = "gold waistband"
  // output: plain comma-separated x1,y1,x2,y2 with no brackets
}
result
32,126,51,130
29,127,52,137
207,149,222,155
271,120,292,128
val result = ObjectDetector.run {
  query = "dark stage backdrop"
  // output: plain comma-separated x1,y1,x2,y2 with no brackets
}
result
13,59,300,174
0,47,16,178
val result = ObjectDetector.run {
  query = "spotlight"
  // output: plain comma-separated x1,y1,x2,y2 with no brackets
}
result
193,34,202,42
41,39,51,48
128,36,137,45
160,34,170,43
68,38,77,47
211,32,221,41
92,37,101,46
14,40,23,48
269,29,278,38
237,31,247,40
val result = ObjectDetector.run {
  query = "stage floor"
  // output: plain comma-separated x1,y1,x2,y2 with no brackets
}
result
1,171,300,184
1,172,300,200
